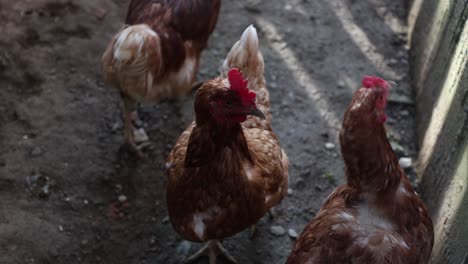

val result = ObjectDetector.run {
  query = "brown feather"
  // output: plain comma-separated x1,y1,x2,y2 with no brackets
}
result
166,75,288,242
102,0,221,102
286,86,434,264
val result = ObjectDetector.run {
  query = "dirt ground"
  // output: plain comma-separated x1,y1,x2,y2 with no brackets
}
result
0,0,418,263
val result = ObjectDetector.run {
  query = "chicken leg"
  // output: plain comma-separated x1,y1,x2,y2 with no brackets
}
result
183,240,237,264
249,208,276,240
122,94,147,158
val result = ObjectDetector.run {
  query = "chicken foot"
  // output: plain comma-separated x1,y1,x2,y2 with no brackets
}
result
122,95,148,158
183,240,237,264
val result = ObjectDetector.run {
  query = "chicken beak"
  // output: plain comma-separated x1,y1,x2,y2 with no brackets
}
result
249,107,266,120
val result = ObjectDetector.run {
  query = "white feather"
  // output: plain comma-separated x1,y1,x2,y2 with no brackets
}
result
240,25,258,51
192,206,219,240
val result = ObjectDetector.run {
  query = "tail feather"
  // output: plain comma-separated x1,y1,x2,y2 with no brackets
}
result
101,24,162,99
222,25,271,124
221,25,264,92
239,24,259,56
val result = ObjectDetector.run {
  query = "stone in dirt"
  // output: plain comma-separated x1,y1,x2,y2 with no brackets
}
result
324,142,335,150
399,157,412,169
288,228,298,239
270,225,286,236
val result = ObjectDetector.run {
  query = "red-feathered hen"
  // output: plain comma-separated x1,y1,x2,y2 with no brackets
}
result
286,76,434,264
166,26,289,264
101,0,221,157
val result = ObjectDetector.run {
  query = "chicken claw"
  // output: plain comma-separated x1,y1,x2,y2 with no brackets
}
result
183,240,237,264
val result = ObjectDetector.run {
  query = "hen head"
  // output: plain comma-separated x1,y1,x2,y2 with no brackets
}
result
195,68,265,124
339,76,393,185
340,76,391,155
345,76,390,126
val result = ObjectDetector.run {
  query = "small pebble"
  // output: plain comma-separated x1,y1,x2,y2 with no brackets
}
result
58,225,64,232
324,142,335,150
118,195,127,203
337,80,345,89
162,216,169,224
133,128,149,143
31,147,43,157
93,7,108,20
388,58,399,65
284,4,292,11
83,200,89,205
399,157,412,169
288,228,298,239
314,184,324,191
400,110,409,116
111,122,120,132
287,188,293,195
295,178,305,190
270,225,286,236
26,174,50,198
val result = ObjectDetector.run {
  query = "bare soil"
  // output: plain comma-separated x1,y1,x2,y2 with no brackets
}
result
0,0,417,263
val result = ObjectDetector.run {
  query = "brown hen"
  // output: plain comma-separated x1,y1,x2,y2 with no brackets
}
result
101,0,221,157
286,76,434,264
166,26,289,264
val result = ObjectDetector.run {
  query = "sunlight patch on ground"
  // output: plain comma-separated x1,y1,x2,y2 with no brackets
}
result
373,5,406,35
255,17,341,130
327,0,398,79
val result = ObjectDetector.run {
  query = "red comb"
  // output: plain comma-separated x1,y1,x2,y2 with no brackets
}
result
228,68,256,105
362,76,389,89
362,76,390,116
